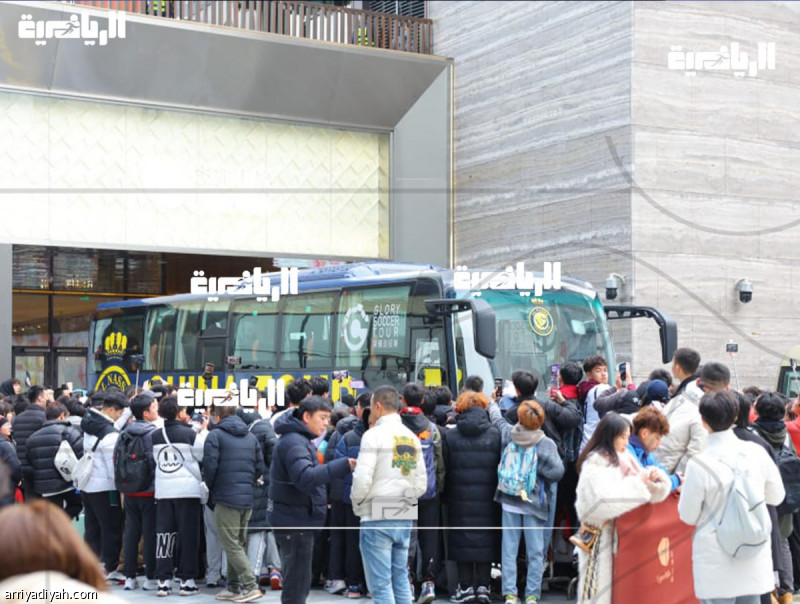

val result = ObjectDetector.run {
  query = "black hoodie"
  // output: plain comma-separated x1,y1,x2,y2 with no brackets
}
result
202,415,265,510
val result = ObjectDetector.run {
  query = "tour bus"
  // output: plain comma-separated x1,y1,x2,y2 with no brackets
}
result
777,346,800,399
87,262,677,402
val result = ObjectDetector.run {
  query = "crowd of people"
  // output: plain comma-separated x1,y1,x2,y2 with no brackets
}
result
0,349,799,604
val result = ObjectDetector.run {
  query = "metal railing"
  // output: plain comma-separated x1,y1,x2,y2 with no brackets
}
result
64,0,433,54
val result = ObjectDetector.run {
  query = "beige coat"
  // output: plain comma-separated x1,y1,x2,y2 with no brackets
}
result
575,451,671,604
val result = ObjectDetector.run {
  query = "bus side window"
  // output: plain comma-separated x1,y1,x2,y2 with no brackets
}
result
175,304,202,371
279,294,334,369
145,306,176,372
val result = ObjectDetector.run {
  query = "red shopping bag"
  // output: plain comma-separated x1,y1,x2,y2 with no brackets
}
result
612,493,698,604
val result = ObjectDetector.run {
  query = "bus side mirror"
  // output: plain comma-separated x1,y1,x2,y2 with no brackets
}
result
604,305,677,364
425,298,496,359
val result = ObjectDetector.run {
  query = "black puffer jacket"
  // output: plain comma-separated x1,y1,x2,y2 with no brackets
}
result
12,405,46,480
25,420,83,496
268,409,351,529
203,415,266,510
327,415,359,502
442,406,502,562
0,437,22,507
238,410,277,531
505,395,581,461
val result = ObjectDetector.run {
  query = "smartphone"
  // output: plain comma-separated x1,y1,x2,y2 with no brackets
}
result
726,343,738,353
618,362,628,383
550,364,560,387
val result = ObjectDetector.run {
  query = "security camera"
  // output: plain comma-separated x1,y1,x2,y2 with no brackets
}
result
735,279,753,304
605,273,625,301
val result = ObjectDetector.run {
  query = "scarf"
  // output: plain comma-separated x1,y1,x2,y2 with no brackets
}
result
399,406,423,415
578,379,600,403
617,449,641,477
560,384,579,400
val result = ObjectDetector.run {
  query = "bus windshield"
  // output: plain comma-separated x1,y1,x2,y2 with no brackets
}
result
455,288,614,399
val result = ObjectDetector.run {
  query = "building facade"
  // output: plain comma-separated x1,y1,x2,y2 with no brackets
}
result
0,0,452,386
431,0,800,388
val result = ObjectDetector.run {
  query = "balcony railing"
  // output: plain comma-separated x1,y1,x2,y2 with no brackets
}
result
63,0,434,54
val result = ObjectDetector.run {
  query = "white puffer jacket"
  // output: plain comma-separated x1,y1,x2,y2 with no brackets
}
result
653,381,707,473
81,408,119,493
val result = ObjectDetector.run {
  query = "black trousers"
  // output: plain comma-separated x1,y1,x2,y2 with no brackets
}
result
411,497,441,582
457,561,491,590
155,498,202,581
327,501,364,585
44,490,82,520
275,529,316,604
124,496,157,580
82,490,124,573
328,501,347,581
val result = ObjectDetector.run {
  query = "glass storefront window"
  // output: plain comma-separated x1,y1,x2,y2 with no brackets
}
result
53,295,124,348
12,294,49,347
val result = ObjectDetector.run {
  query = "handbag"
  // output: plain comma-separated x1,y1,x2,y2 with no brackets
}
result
73,434,103,491
569,522,605,553
161,426,209,505
54,430,79,482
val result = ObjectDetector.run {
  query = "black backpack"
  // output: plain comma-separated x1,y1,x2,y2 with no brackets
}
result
114,428,155,494
776,441,800,515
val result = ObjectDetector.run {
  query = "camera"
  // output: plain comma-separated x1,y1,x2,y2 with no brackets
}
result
605,275,618,300
736,279,753,303
605,273,625,301
130,354,145,370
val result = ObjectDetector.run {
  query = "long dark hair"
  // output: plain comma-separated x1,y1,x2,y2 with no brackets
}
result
576,412,631,472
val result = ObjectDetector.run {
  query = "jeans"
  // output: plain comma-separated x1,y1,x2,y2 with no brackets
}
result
360,520,413,604
701,597,760,604
541,482,557,561
275,530,315,604
501,509,546,599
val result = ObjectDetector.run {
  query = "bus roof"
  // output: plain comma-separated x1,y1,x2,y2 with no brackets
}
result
96,262,597,310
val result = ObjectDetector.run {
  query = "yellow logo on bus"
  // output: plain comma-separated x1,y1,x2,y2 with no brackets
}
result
104,332,128,362
528,306,554,337
95,365,131,391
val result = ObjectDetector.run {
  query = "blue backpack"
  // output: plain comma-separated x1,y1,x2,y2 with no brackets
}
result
418,422,438,501
497,442,538,501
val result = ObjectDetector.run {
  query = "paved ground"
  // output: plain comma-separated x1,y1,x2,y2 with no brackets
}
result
110,581,572,603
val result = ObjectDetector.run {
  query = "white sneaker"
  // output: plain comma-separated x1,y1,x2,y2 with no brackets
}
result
124,578,137,590
157,580,172,597
326,580,347,595
142,579,160,591
105,570,126,583
179,579,199,596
